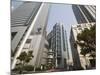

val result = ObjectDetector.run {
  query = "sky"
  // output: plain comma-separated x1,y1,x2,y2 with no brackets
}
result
46,3,77,61
12,1,23,11
12,1,77,37
12,1,78,61
47,3,77,35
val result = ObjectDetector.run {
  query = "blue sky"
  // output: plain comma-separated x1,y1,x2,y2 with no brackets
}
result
47,3,77,36
12,1,23,11
46,3,77,60
12,1,77,37
12,1,78,61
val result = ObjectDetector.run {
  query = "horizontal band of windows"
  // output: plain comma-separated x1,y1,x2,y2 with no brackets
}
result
11,24,26,26
11,19,28,22
11,22,26,24
11,16,29,20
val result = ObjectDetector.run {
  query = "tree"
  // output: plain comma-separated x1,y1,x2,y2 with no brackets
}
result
13,51,33,74
77,26,96,52
46,63,54,70
77,25,96,68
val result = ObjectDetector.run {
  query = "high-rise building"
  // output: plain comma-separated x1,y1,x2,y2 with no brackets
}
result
70,22,95,70
47,23,69,69
70,5,96,70
72,5,96,24
11,1,50,70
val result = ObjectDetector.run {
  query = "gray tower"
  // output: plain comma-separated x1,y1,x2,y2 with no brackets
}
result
47,23,69,69
11,1,50,70
72,5,96,24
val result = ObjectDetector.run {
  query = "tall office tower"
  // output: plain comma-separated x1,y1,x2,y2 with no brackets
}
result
47,23,69,69
11,1,50,70
70,22,95,70
72,5,96,24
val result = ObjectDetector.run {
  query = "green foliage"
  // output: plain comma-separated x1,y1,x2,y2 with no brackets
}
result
77,25,96,57
24,65,34,71
35,67,41,71
17,51,33,63
46,63,54,69
80,47,90,56
17,51,27,61
76,25,96,69
13,51,34,74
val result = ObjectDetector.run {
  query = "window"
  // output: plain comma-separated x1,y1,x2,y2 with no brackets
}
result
26,39,31,43
77,25,81,28
45,44,49,49
74,42,77,48
11,32,17,40
78,27,82,31
64,58,67,67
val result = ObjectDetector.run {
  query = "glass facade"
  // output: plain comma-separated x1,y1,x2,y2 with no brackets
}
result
72,5,96,24
72,5,87,23
79,5,95,22
11,32,17,40
47,23,69,68
11,2,42,55
11,2,50,69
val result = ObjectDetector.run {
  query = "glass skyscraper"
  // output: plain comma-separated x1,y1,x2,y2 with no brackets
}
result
11,1,50,70
70,5,96,70
47,23,69,69
72,5,96,24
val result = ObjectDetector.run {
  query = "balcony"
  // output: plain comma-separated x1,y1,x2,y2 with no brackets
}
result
47,55,53,59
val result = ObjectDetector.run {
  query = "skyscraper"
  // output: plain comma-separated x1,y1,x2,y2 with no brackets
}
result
72,5,96,24
47,23,69,69
70,5,96,70
70,22,95,70
11,1,50,70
